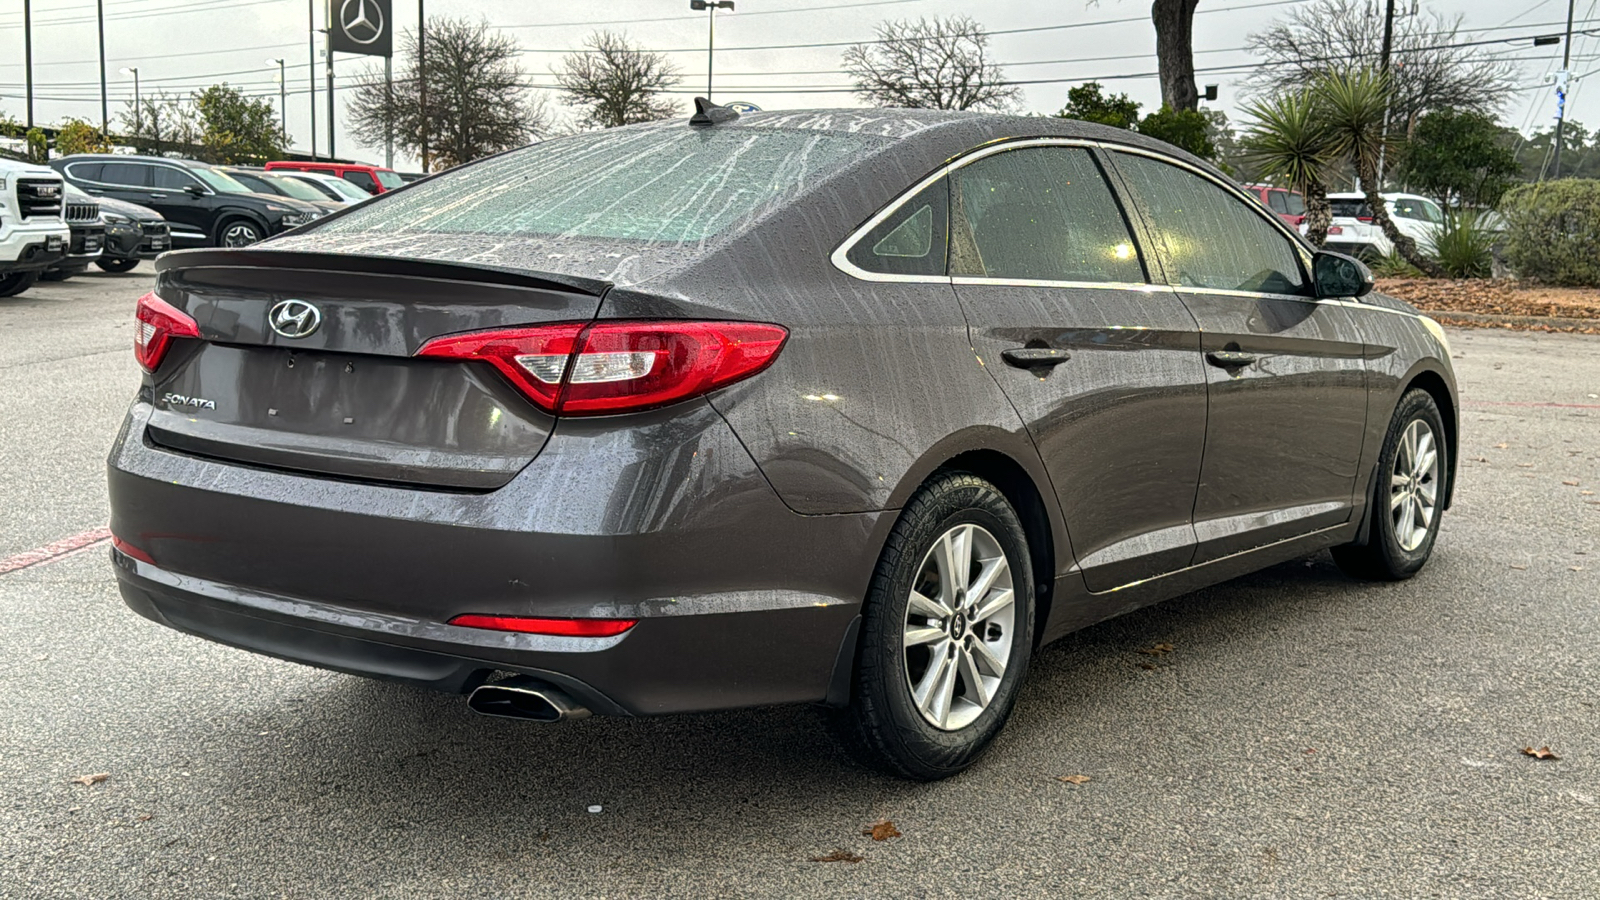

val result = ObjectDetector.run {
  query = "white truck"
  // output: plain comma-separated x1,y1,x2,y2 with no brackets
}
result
0,159,73,297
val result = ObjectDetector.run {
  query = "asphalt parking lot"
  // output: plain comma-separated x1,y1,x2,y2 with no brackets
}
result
2,266,1598,898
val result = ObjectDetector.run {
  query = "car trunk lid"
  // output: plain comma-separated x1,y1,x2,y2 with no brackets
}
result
145,249,608,490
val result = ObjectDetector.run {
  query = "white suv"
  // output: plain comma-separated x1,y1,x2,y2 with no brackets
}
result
1315,192,1443,260
0,159,72,297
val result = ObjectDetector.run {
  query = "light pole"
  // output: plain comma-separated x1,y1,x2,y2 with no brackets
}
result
267,59,287,145
24,0,34,128
690,0,735,101
308,0,318,159
97,0,108,136
419,0,429,173
120,67,140,136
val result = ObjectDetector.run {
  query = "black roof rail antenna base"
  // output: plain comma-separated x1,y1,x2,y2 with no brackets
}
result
689,97,741,127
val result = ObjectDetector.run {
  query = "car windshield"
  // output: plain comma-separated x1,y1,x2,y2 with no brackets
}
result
376,170,406,189
317,177,370,201
316,125,881,243
193,167,254,194
264,174,330,203
1330,199,1372,218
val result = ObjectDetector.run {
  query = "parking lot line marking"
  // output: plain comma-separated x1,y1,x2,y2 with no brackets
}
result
0,527,112,576
1464,400,1600,410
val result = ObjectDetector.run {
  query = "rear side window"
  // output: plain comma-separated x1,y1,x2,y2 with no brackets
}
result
845,178,948,278
950,146,1144,284
101,163,150,187
1111,152,1306,295
318,126,883,244
343,170,379,194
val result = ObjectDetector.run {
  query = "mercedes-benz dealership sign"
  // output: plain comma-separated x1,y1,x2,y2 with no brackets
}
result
328,0,392,57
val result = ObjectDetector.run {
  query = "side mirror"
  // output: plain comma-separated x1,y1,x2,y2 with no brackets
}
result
1312,251,1374,299
184,184,207,198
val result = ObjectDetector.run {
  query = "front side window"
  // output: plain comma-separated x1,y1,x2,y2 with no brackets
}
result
1284,192,1306,216
844,178,948,278
1112,152,1307,295
1266,191,1289,213
949,146,1144,284
153,166,202,191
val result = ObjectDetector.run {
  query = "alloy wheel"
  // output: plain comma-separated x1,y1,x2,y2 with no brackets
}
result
902,523,1015,731
223,223,261,247
1390,419,1439,552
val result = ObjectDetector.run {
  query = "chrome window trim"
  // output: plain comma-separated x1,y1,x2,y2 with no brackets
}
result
952,275,1167,293
831,136,1108,285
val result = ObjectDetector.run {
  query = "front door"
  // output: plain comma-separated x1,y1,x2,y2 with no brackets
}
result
949,144,1209,592
1105,151,1370,562
149,165,216,243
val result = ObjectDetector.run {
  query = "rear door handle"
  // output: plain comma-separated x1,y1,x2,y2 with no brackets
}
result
149,193,167,199
1206,350,1256,368
1001,347,1071,369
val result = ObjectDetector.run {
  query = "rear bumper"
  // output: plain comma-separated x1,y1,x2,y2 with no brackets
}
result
108,397,886,715
115,551,857,715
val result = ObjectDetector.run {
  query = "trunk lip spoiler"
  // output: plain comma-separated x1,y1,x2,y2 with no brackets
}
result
154,248,612,298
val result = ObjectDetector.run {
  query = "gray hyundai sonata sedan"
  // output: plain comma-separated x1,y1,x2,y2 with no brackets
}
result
110,104,1457,780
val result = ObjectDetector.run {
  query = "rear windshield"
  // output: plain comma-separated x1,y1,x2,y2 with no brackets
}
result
316,126,881,244
1330,199,1372,218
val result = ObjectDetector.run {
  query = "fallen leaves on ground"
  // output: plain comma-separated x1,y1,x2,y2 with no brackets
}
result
1564,480,1581,486
1521,746,1561,761
69,773,108,786
1057,774,1092,785
1136,643,1175,656
810,849,864,863
1376,278,1600,333
1510,564,1529,570
861,819,901,841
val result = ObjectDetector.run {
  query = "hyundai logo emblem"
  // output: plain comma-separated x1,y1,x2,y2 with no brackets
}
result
339,0,385,45
268,300,322,339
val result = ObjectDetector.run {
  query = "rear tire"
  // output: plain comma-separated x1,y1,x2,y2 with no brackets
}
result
830,472,1035,780
1333,388,1448,581
0,271,40,297
96,258,140,273
216,218,264,248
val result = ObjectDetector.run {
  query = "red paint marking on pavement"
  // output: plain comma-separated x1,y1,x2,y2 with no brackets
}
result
1464,400,1600,410
0,527,113,576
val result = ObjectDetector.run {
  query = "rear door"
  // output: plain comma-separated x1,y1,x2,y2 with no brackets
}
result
950,143,1208,592
1105,150,1369,561
146,251,606,490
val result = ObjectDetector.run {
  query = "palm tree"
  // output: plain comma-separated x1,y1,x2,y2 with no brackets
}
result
1316,68,1445,277
1241,89,1337,246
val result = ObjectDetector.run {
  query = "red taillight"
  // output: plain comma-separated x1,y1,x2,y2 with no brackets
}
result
111,535,155,564
448,614,638,637
134,292,200,373
1357,216,1374,223
416,320,788,416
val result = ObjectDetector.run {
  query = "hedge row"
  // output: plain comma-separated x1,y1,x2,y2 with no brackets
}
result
1500,179,1600,287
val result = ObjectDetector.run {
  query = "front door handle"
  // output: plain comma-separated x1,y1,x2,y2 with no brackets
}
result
1206,350,1256,368
1001,347,1071,370
149,192,167,199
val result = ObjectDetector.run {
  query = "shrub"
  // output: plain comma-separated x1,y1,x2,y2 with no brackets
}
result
1370,249,1421,278
1429,210,1494,279
1499,179,1600,286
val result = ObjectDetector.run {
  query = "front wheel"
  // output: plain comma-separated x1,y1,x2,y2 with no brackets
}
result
1333,388,1448,580
0,271,40,298
830,472,1035,780
217,219,264,248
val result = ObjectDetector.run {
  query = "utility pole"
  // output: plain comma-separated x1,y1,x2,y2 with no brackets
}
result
691,0,735,100
268,59,287,144
97,0,108,136
419,0,428,173
308,0,318,159
327,42,336,160
120,67,140,135
1552,0,1577,179
1375,0,1396,185
24,0,34,128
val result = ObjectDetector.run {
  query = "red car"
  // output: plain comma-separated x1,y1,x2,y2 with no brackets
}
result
1244,184,1306,227
265,161,406,196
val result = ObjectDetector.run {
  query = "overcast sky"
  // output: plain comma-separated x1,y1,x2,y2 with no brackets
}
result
1,0,1594,171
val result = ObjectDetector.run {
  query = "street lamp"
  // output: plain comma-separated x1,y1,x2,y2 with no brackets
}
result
119,66,140,135
267,58,287,144
690,0,735,101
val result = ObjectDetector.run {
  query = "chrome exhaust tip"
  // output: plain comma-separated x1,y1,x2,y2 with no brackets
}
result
466,678,591,723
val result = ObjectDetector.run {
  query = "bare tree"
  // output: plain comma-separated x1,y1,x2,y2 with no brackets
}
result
349,16,549,171
842,16,1021,111
118,90,201,156
1152,0,1201,111
1245,0,1517,136
554,32,681,130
